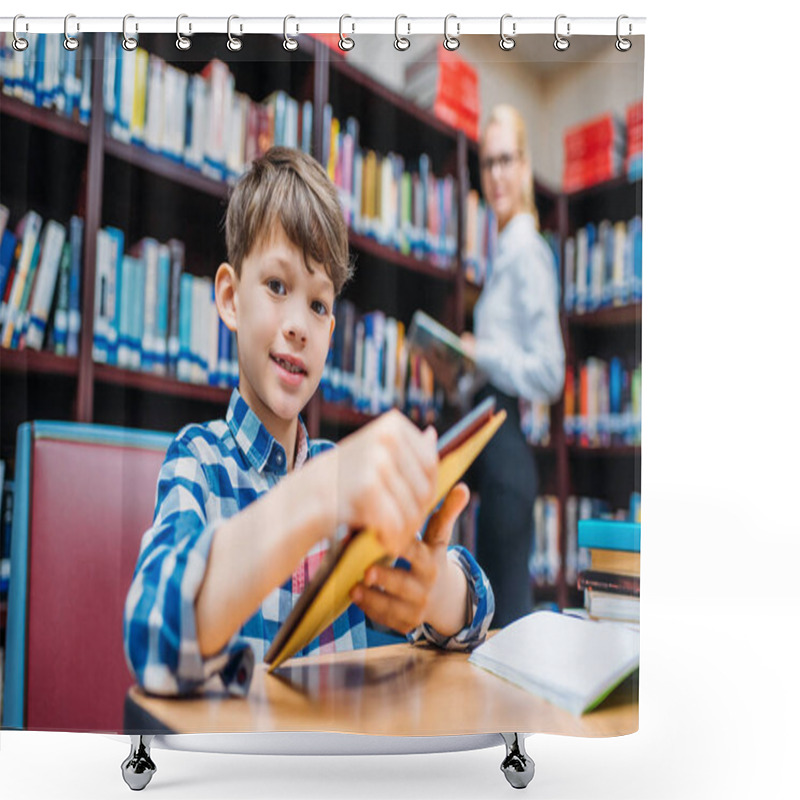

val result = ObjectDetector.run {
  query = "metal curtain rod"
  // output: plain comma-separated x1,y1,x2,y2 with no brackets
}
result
0,15,645,37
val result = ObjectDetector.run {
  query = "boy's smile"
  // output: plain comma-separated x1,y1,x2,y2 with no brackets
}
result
216,223,336,465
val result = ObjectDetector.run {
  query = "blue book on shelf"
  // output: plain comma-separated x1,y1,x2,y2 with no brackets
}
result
66,216,83,357
177,273,194,381
0,230,18,300
578,519,640,552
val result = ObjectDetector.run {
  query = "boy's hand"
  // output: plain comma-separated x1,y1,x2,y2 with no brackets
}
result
331,409,439,557
350,483,471,636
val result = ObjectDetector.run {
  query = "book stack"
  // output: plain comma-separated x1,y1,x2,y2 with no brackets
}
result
92,226,238,388
562,113,625,193
323,111,458,269
562,216,642,314
0,206,84,356
103,44,312,181
563,493,640,586
577,519,641,627
626,100,643,181
403,46,480,141
563,357,641,448
0,33,93,124
320,299,441,425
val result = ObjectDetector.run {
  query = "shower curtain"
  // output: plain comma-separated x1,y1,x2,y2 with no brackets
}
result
0,24,643,746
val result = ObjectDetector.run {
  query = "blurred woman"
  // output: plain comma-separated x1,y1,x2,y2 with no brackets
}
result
461,105,565,626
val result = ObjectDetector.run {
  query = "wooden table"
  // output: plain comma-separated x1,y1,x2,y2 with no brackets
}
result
124,641,638,738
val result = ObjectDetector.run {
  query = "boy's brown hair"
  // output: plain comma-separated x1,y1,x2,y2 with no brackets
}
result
225,146,353,294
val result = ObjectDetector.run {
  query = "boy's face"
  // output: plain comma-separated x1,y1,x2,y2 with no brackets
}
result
219,224,336,433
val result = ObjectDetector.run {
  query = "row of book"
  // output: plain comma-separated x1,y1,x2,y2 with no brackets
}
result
530,493,640,588
626,100,643,182
0,462,12,601
326,117,459,269
320,299,442,424
562,112,626,193
93,227,239,387
577,517,640,626
0,33,93,124
520,399,552,447
103,45,313,181
563,357,642,448
0,206,83,355
563,216,642,314
463,190,497,286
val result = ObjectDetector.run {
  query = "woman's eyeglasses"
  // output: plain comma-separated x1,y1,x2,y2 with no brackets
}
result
479,151,521,173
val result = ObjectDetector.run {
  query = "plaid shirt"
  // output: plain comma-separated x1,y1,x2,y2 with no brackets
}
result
123,388,494,697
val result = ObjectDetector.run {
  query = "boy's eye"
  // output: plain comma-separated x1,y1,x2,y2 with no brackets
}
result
266,278,286,295
311,300,329,316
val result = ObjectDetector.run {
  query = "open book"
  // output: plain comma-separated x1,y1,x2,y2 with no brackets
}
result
406,310,479,400
264,395,506,671
468,610,640,716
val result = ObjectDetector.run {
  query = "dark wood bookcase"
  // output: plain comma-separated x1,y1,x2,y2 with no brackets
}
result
0,33,641,611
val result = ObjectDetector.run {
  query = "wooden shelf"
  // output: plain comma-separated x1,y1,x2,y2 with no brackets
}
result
320,401,376,429
328,56,464,143
93,363,231,405
348,231,456,281
0,347,80,378
568,445,640,458
566,174,642,201
0,95,90,145
568,303,641,328
104,135,231,199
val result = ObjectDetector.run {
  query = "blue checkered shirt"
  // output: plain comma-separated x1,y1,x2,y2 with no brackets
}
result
123,388,494,696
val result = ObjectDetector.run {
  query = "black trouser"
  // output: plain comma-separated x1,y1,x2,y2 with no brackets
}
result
467,384,537,628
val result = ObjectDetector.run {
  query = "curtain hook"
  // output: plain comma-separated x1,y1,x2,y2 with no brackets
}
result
394,15,410,51
616,15,632,51
12,15,29,51
283,15,298,51
339,14,355,51
443,14,460,51
64,13,79,51
176,14,192,51
499,14,515,51
121,14,138,51
227,15,242,51
554,14,570,51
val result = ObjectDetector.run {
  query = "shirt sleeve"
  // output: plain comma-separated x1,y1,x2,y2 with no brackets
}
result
123,434,253,697
475,237,565,403
408,545,495,651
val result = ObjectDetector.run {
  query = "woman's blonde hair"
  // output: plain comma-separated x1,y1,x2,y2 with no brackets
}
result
481,104,539,229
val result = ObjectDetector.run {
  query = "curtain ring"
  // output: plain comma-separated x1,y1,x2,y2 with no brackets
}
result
12,15,29,51
339,14,355,51
394,15,410,51
176,14,192,51
283,15,298,51
227,15,242,51
443,14,460,51
499,14,515,51
554,14,570,51
121,14,138,51
63,13,79,51
616,15,632,52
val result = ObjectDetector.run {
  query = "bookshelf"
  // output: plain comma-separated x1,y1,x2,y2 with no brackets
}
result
0,32,641,616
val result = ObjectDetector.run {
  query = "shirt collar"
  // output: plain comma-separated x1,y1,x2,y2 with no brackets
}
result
225,388,310,475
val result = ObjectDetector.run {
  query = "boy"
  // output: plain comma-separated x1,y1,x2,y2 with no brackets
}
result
123,147,494,696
